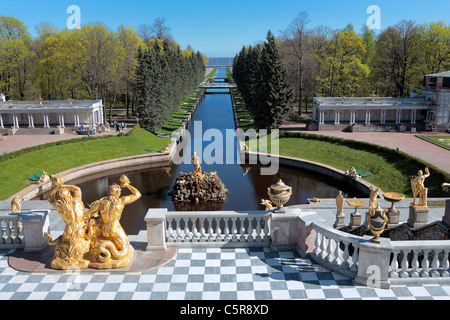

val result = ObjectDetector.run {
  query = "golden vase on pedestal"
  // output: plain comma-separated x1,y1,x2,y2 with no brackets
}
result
368,203,388,243
268,180,292,212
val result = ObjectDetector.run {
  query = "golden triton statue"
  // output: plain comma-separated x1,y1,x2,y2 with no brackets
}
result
368,186,380,217
45,176,91,270
411,167,430,208
85,174,141,269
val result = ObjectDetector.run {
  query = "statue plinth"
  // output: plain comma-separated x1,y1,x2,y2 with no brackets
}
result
407,205,429,229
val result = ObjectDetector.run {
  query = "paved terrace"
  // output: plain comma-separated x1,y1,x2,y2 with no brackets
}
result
0,199,449,301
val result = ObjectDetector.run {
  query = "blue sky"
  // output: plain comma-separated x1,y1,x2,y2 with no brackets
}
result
2,0,449,57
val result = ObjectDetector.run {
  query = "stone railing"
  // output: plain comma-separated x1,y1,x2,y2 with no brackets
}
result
0,210,50,252
0,214,23,249
389,240,450,285
145,208,271,249
308,222,362,279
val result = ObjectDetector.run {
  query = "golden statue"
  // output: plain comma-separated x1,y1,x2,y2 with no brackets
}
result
336,191,344,216
11,195,22,213
85,174,141,269
261,199,273,211
411,167,430,208
368,186,379,217
190,152,204,179
45,176,91,270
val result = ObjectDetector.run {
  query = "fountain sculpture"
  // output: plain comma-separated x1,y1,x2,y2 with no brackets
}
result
45,174,141,270
169,152,228,209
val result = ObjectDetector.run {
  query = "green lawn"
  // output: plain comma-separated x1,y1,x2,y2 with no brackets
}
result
416,135,450,151
0,127,170,200
248,132,449,198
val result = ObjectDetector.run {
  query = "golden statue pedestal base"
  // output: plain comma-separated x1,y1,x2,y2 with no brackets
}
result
407,205,429,229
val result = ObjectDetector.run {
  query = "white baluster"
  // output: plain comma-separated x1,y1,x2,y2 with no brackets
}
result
255,218,262,241
390,251,399,278
12,219,20,244
231,218,238,242
333,239,342,266
431,250,441,277
208,218,215,241
216,218,223,242
400,251,410,278
350,244,359,273
420,250,430,278
0,219,4,244
325,237,334,263
184,218,191,241
441,250,449,277
175,218,182,241
247,217,254,242
167,218,174,242
263,217,269,241
224,218,231,241
313,231,322,257
410,250,420,278
199,218,206,242
320,234,328,260
341,241,350,269
240,218,246,242
5,219,12,244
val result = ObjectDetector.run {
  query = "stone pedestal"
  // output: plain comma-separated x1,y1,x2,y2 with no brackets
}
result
407,205,429,229
350,213,361,229
6,127,18,135
333,215,346,229
270,209,301,251
55,126,65,135
355,236,393,289
442,200,450,227
386,209,400,229
20,210,50,252
145,208,167,251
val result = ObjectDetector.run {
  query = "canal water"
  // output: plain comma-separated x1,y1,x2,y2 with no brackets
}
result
43,68,358,235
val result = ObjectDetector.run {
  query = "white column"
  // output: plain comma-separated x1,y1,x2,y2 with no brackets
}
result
380,109,385,124
320,109,325,124
411,109,416,124
334,109,340,125
28,113,34,128
350,109,355,124
365,109,371,124
45,114,50,128
90,111,95,128
14,114,18,127
396,109,401,124
58,113,62,127
0,114,3,129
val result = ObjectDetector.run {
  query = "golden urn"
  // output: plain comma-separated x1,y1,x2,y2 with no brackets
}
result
268,179,292,212
368,203,388,243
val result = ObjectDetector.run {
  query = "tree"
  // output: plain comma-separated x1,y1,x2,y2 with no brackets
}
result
0,16,32,100
371,20,421,97
418,21,450,75
280,12,311,114
256,31,293,129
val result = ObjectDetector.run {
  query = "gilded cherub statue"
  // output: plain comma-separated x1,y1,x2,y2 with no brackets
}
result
85,174,141,268
45,176,91,270
368,186,380,217
261,199,273,211
411,167,430,208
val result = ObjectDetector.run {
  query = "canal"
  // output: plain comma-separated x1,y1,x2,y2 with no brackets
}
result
43,68,358,235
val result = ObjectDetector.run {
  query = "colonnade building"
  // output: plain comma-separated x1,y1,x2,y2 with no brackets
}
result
0,99,104,135
310,71,450,132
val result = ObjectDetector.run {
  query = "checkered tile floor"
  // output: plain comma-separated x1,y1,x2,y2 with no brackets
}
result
1,247,450,300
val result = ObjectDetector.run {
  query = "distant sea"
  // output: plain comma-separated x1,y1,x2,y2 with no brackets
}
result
206,57,234,66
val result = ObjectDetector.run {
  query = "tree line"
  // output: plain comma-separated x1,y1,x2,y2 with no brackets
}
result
233,31,294,130
0,15,207,123
278,12,450,114
135,43,205,132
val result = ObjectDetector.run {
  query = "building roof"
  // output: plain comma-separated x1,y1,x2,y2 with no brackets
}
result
0,100,102,112
425,71,450,78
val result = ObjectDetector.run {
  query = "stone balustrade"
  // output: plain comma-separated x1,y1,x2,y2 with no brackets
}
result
389,240,450,285
145,208,271,249
0,210,50,252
